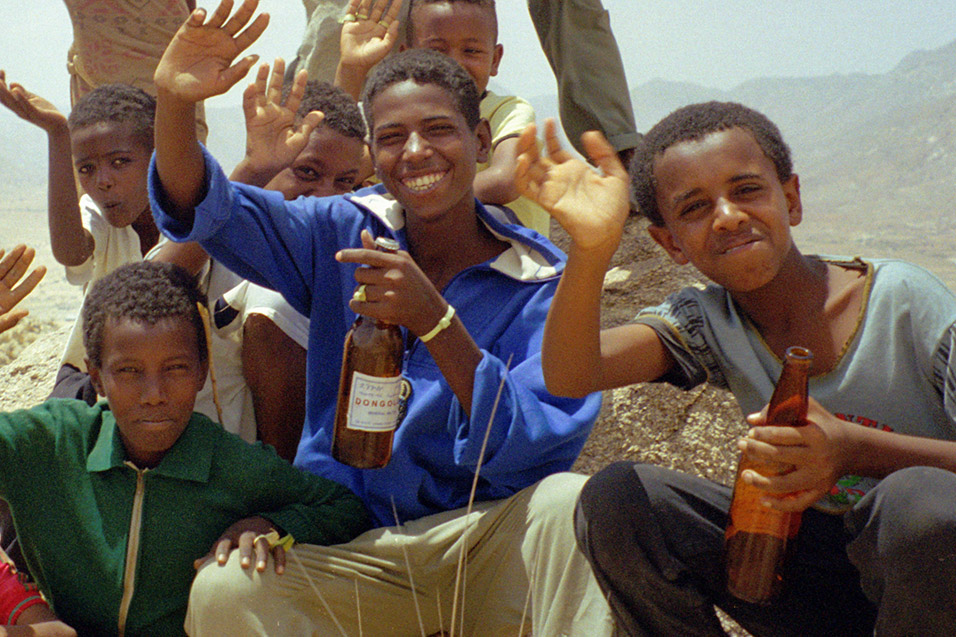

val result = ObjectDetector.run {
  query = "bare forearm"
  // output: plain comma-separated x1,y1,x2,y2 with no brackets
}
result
154,89,206,225
150,240,209,275
46,127,91,266
843,426,956,478
424,318,483,414
473,165,520,204
542,248,612,397
474,139,521,204
333,63,369,102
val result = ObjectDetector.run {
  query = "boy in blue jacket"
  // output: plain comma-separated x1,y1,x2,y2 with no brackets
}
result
148,1,611,634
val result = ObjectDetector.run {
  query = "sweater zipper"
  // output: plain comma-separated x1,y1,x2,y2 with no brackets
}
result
118,464,147,636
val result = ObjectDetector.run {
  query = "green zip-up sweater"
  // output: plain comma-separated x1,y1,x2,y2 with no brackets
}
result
0,399,370,636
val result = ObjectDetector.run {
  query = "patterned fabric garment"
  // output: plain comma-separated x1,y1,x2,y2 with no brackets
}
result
64,0,190,93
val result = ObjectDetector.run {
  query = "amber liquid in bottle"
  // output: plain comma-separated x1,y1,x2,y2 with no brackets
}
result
724,346,813,604
331,237,405,469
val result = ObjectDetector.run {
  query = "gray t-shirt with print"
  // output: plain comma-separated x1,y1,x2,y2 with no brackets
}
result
636,257,956,512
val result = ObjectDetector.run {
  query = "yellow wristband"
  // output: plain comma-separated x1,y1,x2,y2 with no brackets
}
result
420,304,455,343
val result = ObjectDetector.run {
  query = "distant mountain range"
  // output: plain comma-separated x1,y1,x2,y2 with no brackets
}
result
3,38,955,284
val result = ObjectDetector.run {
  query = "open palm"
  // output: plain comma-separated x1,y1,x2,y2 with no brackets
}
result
339,0,402,70
242,60,323,175
0,71,67,133
154,0,269,102
516,120,630,251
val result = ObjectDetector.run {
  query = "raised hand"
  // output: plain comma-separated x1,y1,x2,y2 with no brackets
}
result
515,119,630,253
0,245,47,334
0,70,68,134
235,58,324,184
335,0,402,99
154,0,270,103
738,397,848,512
340,0,403,71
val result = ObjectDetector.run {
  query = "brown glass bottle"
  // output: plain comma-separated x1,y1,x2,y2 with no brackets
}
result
331,237,405,469
724,346,813,604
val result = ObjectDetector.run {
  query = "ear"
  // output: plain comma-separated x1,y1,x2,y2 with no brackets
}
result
647,224,690,266
474,118,492,164
86,359,105,397
490,43,503,77
782,173,802,226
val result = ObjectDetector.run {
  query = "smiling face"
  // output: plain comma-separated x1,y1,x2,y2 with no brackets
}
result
407,1,502,94
265,125,364,199
88,317,207,469
71,121,152,228
647,127,803,292
369,79,490,222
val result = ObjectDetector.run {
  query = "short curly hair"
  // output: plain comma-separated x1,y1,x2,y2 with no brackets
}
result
631,101,793,226
290,80,366,141
361,48,481,134
82,261,207,369
68,83,156,150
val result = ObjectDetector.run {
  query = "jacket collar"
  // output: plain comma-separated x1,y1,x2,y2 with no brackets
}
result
86,406,215,483
346,185,564,283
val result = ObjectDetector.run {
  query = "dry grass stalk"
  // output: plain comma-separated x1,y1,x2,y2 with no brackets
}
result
517,548,538,636
449,355,513,637
288,547,349,636
392,496,427,637
354,579,362,637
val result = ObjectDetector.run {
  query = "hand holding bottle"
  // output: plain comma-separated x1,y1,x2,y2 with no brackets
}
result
336,230,449,340
739,397,851,512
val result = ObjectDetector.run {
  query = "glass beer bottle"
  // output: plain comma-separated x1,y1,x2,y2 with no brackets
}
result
331,237,405,469
724,346,813,604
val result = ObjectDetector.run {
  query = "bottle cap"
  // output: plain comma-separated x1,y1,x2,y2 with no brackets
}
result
374,237,400,253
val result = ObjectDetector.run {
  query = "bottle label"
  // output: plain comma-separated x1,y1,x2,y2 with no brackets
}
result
346,371,403,432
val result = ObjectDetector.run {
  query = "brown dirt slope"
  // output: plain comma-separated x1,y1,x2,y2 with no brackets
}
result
559,216,745,486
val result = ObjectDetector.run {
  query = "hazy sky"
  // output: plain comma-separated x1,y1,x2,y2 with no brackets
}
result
2,1,955,115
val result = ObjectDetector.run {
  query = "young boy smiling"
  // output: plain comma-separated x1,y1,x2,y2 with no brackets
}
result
148,1,610,633
335,0,552,235
0,261,369,636
516,104,956,635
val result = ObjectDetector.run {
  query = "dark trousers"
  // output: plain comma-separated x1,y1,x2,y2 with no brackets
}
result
576,462,956,636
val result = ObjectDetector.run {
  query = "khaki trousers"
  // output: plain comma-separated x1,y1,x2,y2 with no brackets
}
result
185,472,614,636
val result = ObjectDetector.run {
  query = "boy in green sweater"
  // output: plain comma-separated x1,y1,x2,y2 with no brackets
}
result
0,261,369,636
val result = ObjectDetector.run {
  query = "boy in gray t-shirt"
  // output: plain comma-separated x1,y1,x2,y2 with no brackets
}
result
516,103,956,635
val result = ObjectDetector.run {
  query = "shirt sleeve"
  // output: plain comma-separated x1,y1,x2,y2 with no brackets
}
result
443,284,601,496
148,145,357,318
484,94,536,148
226,439,371,545
633,287,731,390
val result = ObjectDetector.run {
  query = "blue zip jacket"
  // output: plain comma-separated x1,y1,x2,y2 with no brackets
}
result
149,148,601,526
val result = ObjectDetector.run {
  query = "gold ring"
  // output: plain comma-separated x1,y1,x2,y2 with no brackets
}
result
353,284,367,302
342,13,357,23
377,20,389,28
356,12,369,20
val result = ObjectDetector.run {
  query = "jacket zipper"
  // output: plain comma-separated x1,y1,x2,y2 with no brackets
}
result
117,464,146,636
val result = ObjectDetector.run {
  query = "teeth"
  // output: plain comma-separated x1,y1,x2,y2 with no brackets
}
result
403,172,445,192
